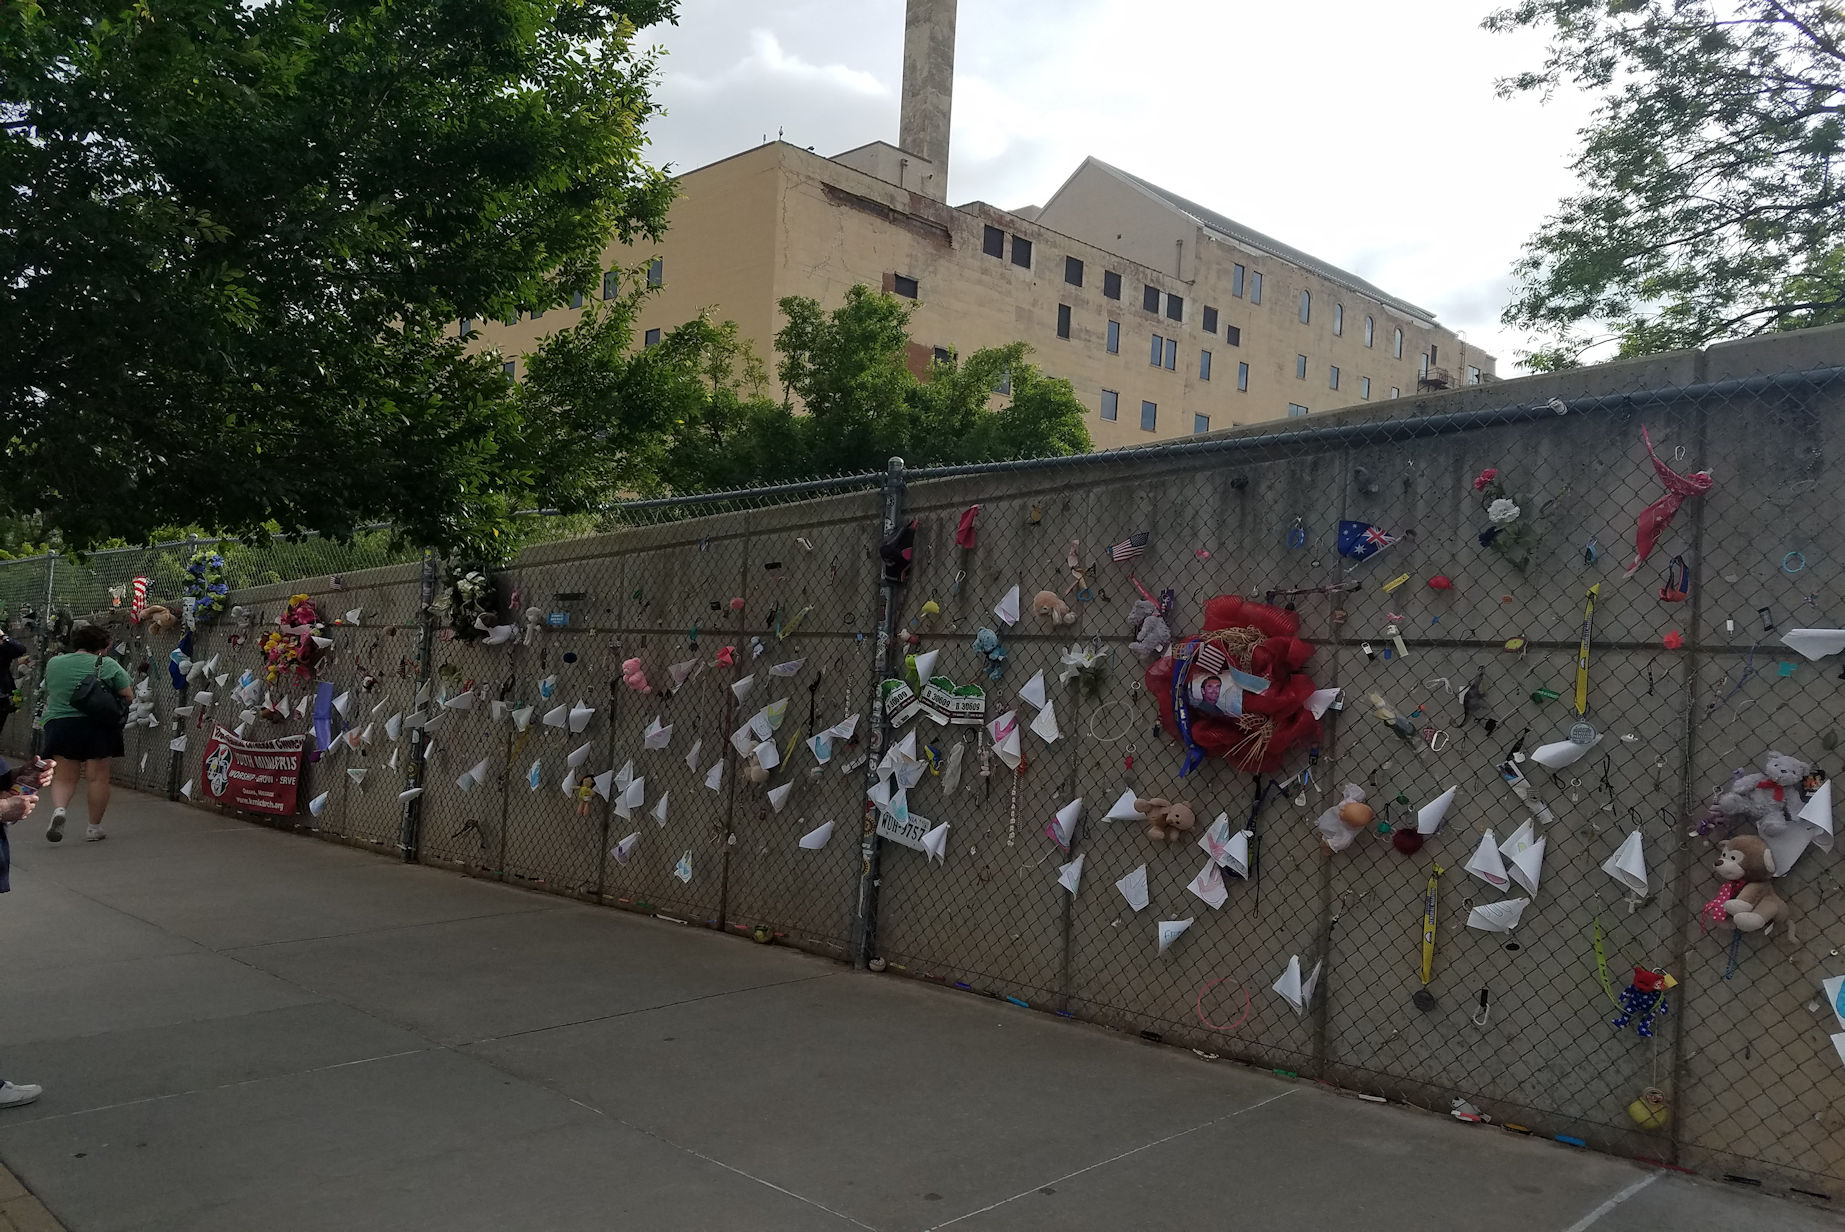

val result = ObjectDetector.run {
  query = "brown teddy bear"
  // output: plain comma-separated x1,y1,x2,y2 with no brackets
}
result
1033,590,1077,627
1135,797,1196,842
138,604,179,633
1709,836,1787,934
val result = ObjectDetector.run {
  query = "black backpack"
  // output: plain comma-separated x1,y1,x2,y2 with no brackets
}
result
71,654,127,726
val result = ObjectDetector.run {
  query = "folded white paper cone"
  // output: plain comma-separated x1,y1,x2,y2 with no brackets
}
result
568,703,595,734
767,782,793,813
443,691,475,712
1801,779,1835,852
1187,861,1228,909
704,761,723,791
731,677,756,702
1417,786,1457,835
1532,734,1600,769
1465,829,1510,889
1603,829,1649,895
1157,918,1194,954
1057,853,1084,894
1467,897,1530,932
911,650,939,682
1030,701,1060,743
309,792,329,816
1306,687,1341,720
921,821,950,864
1273,956,1321,1015
1047,797,1082,849
1106,789,1141,821
511,706,534,732
1115,864,1150,912
652,792,669,827
994,584,1020,626
684,739,702,771
542,704,567,729
1018,670,1048,710
1782,628,1845,661
612,832,641,865
799,821,834,850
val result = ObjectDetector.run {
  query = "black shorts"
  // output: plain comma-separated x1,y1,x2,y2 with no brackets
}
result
42,716,125,762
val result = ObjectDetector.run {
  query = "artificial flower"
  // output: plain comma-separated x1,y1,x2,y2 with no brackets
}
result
1471,468,1499,492
1488,498,1521,524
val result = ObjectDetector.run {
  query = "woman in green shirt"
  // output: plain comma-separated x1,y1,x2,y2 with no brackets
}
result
39,624,134,843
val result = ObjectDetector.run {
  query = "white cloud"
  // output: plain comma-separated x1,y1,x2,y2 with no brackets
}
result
642,0,1601,372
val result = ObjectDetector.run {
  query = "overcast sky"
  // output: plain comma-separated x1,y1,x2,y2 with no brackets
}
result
638,1,1598,373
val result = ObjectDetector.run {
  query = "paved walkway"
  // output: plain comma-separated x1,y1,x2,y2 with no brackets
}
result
0,791,1836,1232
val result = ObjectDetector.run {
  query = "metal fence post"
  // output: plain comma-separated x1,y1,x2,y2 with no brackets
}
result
854,456,906,970
401,550,439,863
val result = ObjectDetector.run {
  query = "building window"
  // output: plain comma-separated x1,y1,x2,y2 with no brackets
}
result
1200,349,1213,380
1011,235,1032,268
1430,344,1439,364
933,346,953,366
459,318,473,337
993,370,1012,395
1106,319,1120,354
1225,325,1241,347
1361,376,1372,399
1250,272,1263,304
502,360,516,380
1057,303,1072,339
1232,264,1246,297
1163,337,1177,370
501,309,518,326
1468,365,1483,385
1100,389,1119,421
1140,400,1158,432
530,306,545,320
1296,354,1308,379
1150,334,1164,366
1202,306,1218,334
1299,290,1311,324
644,328,661,347
1419,352,1430,378
1103,270,1122,300
1364,315,1375,347
1166,293,1183,323
571,291,585,309
1329,365,1340,391
1143,284,1161,313
892,274,919,299
1193,413,1210,434
1334,305,1344,336
647,257,663,288
1389,387,1401,399
983,225,1005,258
1288,403,1309,418
1393,327,1404,358
1065,256,1084,287
602,270,619,300
1237,361,1249,391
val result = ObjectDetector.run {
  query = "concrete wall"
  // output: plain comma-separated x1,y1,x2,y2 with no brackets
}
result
125,325,1845,1202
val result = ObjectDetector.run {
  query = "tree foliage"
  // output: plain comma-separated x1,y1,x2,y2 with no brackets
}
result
514,285,1092,494
1,0,676,553
1488,0,1845,368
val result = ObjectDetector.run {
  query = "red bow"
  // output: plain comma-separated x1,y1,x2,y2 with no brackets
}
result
1755,779,1785,802
1626,426,1713,575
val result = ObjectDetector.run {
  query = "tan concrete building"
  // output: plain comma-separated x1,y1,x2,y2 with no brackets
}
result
465,0,1494,450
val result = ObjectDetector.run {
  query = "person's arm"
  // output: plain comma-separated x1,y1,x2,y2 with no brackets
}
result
106,659,134,699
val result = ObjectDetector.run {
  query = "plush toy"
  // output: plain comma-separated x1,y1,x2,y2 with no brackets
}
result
1708,752,1810,836
1312,784,1371,853
971,627,1007,680
1611,967,1673,1038
1033,590,1077,627
1135,797,1196,842
1127,599,1171,661
743,748,772,784
522,607,545,646
1704,836,1787,934
620,658,651,694
139,604,179,633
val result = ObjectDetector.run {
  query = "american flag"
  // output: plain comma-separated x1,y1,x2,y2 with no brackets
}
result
1109,532,1149,562
1194,642,1228,673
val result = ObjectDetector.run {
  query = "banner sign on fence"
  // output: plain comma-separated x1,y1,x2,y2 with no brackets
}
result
200,725,305,815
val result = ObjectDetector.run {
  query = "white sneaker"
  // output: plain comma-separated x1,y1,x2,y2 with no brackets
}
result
84,825,106,842
45,809,64,842
0,1081,41,1108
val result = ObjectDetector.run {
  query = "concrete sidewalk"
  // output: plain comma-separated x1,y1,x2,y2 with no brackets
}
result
0,792,1834,1232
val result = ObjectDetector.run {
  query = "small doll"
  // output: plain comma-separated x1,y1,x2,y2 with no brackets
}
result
1611,967,1674,1038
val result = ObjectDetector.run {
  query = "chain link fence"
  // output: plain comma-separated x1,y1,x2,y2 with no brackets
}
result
22,334,1845,1203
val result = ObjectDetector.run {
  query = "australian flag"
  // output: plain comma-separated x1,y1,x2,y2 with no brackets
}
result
1337,520,1398,562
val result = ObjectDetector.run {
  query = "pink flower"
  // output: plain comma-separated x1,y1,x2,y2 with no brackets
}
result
1472,468,1499,492
1663,630,1684,650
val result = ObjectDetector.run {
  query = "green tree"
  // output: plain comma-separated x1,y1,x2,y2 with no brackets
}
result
1,0,677,554
1489,0,1845,368
515,284,1092,495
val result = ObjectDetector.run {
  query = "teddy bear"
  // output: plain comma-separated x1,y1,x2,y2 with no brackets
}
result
1033,590,1077,627
138,604,179,633
1134,797,1196,842
1709,752,1810,837
1708,835,1787,934
1127,599,1171,661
